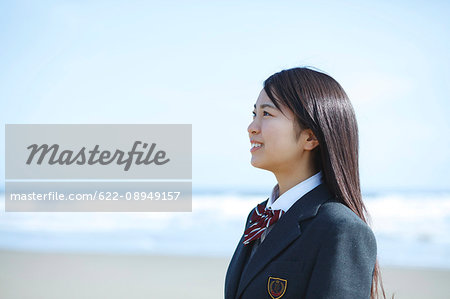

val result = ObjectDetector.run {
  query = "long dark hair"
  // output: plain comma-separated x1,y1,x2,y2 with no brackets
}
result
263,66,387,299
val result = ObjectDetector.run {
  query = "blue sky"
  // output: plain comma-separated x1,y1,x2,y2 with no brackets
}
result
1,0,449,193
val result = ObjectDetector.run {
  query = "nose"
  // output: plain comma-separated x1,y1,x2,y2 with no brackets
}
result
247,118,260,135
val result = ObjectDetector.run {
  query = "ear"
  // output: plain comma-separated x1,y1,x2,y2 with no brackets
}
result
304,129,319,151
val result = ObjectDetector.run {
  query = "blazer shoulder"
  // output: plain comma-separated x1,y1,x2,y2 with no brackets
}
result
315,200,376,241
316,200,367,225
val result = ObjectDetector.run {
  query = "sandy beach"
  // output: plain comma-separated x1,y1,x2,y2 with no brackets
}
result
0,250,449,299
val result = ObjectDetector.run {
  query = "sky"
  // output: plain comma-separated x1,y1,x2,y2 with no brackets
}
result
1,0,449,194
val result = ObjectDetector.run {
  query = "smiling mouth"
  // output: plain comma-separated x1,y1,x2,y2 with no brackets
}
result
250,143,263,152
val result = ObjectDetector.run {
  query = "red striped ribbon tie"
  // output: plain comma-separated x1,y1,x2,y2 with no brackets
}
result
243,202,285,245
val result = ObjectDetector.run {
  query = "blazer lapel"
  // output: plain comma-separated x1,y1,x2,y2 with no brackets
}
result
235,183,334,298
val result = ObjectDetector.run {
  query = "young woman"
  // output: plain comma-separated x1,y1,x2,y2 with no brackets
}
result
225,67,386,299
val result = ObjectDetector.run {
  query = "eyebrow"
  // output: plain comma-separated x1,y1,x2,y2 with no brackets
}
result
253,103,278,110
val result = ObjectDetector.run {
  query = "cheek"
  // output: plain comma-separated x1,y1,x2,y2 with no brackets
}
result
262,123,297,150
261,121,295,142
261,124,279,147
278,135,299,154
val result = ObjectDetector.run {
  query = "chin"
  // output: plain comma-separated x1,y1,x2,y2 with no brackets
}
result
250,159,261,168
250,159,272,172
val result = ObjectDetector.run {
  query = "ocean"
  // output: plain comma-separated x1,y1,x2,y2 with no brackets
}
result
1,191,450,269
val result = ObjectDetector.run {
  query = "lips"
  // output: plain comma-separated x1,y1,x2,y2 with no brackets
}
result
250,141,263,152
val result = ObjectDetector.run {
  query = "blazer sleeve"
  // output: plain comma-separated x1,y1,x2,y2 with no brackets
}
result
304,219,377,298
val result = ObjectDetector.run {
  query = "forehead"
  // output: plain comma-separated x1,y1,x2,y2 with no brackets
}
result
255,89,272,104
254,89,293,118
254,89,277,111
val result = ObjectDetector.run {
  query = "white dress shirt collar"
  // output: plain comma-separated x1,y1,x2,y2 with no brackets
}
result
266,170,324,213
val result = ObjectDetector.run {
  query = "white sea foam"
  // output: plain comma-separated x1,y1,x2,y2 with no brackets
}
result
1,192,450,268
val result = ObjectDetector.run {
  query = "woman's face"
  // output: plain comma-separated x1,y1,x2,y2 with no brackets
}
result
248,89,305,173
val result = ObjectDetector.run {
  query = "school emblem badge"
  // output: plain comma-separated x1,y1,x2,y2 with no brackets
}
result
267,276,287,299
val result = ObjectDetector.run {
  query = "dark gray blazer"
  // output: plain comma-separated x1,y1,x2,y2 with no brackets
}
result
224,183,377,299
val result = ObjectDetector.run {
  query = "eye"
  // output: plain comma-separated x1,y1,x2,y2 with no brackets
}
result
252,110,272,118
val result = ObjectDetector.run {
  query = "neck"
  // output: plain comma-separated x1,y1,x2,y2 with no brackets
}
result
274,164,318,197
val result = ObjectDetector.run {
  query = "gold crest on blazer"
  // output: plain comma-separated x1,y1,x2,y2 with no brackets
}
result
267,276,287,299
